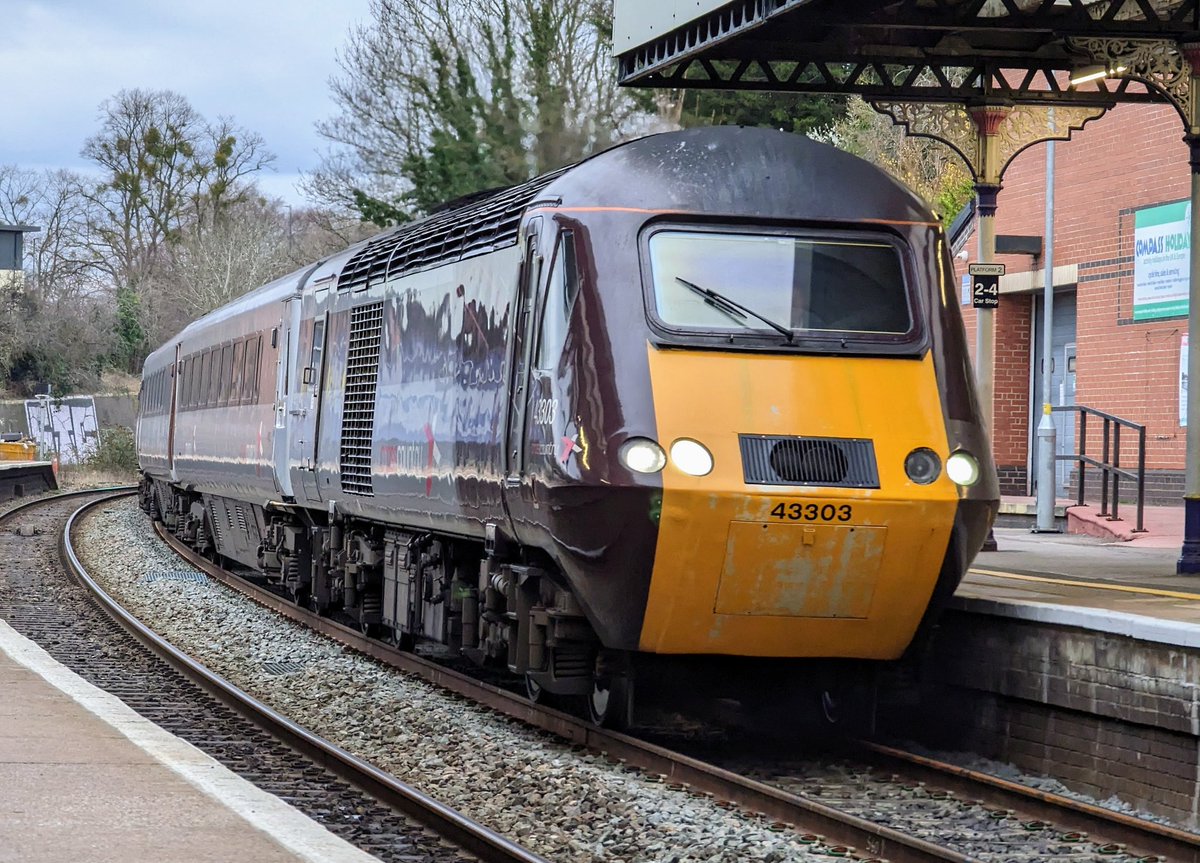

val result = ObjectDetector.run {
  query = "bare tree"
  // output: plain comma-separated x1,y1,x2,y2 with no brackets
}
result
155,196,291,331
81,89,275,369
307,0,644,222
0,165,115,394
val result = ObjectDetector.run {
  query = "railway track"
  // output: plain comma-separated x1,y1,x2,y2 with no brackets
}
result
122,500,1198,863
0,489,542,863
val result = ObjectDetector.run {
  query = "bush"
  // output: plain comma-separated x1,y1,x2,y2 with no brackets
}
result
86,426,139,473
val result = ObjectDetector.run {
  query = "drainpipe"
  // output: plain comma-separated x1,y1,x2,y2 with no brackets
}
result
1035,128,1060,533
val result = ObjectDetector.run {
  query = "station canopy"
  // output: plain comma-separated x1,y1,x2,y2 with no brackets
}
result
613,0,1200,112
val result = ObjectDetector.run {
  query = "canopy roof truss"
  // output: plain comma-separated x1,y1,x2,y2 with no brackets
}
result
616,0,1200,117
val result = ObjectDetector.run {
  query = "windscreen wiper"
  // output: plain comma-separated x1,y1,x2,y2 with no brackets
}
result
676,277,795,343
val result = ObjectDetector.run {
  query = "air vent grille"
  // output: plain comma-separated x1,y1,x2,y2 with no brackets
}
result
208,500,224,547
338,168,569,293
739,435,879,488
340,302,384,495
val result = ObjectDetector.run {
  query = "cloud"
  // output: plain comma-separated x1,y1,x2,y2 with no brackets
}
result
0,0,372,205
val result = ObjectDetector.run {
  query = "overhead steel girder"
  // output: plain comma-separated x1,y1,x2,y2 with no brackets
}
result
615,0,1199,109
637,55,1160,108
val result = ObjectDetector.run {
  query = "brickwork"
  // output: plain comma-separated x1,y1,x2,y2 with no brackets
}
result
996,464,1027,495
954,104,1191,482
885,608,1200,826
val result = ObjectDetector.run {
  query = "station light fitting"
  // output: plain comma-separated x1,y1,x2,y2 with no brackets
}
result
1069,64,1127,86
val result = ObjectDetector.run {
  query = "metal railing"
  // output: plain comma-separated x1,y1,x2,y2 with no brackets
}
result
1051,405,1147,533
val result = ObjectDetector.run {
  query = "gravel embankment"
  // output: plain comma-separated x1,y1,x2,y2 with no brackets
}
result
76,499,846,863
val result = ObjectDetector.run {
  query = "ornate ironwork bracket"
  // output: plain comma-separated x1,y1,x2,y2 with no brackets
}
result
1066,37,1192,123
870,101,1108,184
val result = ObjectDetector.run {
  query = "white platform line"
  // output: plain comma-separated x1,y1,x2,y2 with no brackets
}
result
0,619,379,863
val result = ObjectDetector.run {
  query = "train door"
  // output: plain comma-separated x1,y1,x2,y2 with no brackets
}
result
290,313,328,502
167,343,180,478
524,230,579,502
272,296,302,499
504,217,543,493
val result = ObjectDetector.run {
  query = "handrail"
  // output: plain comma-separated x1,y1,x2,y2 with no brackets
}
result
1050,405,1147,533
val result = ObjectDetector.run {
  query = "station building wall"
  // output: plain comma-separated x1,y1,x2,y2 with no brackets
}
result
957,103,1191,502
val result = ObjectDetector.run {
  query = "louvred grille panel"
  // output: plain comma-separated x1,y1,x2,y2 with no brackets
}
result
339,302,384,496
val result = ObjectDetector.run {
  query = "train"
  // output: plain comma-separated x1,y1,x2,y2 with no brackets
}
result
136,126,999,728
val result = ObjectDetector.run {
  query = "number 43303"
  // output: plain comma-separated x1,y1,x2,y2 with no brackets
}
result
769,502,853,522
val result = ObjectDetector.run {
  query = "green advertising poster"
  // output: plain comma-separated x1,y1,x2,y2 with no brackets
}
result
1134,200,1191,321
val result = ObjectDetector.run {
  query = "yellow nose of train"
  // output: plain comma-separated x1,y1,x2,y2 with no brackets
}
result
640,346,960,660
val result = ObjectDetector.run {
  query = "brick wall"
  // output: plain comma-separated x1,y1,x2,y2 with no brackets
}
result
882,607,1200,826
955,103,1191,480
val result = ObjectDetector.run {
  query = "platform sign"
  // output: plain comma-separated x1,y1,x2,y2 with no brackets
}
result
1134,200,1190,321
968,262,1005,309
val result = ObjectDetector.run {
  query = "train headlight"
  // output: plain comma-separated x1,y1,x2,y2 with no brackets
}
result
670,438,713,476
619,438,667,473
904,448,941,485
946,451,981,487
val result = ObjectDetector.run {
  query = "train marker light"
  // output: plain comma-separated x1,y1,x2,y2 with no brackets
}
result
670,438,713,476
946,451,981,487
620,438,667,473
904,448,941,485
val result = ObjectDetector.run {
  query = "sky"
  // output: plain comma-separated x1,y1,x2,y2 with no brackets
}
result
1,0,376,206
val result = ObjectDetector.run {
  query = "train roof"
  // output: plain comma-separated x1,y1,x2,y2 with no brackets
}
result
544,125,933,223
337,126,934,294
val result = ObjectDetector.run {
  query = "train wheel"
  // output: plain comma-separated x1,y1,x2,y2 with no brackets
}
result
587,673,633,729
525,673,546,704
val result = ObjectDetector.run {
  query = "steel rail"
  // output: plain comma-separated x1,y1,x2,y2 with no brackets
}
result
151,521,978,863
59,495,550,863
859,740,1200,863
0,486,138,524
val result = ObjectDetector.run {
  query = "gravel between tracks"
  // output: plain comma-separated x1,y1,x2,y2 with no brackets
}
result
77,500,848,863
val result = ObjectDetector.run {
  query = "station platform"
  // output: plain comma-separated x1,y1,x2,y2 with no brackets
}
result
0,620,375,863
0,461,55,503
969,496,1197,630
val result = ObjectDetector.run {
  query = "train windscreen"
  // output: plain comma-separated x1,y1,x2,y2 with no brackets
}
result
647,230,912,340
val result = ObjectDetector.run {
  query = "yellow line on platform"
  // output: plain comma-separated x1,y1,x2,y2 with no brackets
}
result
967,567,1200,602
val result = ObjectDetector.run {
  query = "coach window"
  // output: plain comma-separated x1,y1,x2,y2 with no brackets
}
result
231,341,244,402
185,356,196,409
207,350,219,405
306,318,325,387
535,231,578,370
220,345,233,405
244,336,260,403
197,352,208,408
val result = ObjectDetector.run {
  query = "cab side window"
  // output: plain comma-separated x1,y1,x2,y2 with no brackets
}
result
535,231,579,371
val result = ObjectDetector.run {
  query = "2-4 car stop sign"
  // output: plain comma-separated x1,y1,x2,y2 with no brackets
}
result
968,263,1005,309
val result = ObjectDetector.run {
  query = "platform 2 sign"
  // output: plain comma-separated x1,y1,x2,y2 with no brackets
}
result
968,263,1005,308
